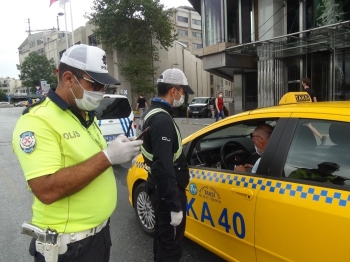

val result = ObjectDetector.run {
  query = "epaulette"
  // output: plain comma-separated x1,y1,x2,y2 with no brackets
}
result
22,97,47,115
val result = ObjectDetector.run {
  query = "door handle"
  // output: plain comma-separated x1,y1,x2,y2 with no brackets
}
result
230,188,254,200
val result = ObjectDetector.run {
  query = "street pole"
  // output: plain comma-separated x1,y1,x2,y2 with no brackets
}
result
63,4,69,49
57,16,60,31
69,0,75,45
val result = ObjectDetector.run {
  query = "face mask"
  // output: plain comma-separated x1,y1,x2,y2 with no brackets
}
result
71,76,104,111
219,94,223,98
173,89,184,107
255,145,264,155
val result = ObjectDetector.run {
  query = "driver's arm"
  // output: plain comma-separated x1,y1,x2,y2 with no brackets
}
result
235,164,253,172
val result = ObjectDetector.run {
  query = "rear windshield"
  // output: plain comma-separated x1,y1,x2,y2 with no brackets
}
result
95,97,132,120
191,98,209,104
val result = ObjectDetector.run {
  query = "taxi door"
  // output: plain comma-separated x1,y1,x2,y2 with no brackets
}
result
187,167,262,262
185,117,289,262
254,116,350,261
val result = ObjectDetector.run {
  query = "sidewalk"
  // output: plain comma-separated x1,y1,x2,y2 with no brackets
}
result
134,111,215,138
174,118,214,138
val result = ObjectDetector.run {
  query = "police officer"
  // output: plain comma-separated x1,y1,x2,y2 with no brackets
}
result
12,44,143,262
139,68,194,262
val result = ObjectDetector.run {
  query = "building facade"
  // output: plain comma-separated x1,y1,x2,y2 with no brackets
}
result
173,6,234,104
0,77,23,96
17,20,211,106
189,0,350,113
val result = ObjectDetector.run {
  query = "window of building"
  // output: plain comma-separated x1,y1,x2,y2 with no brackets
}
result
203,0,224,46
179,41,188,47
88,35,99,46
59,49,66,59
177,29,188,36
192,43,203,49
287,0,300,33
192,32,202,38
307,0,350,28
37,39,43,45
178,16,188,23
192,19,201,25
226,0,239,44
210,75,214,85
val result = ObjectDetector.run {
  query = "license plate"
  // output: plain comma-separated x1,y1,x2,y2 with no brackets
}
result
104,134,119,142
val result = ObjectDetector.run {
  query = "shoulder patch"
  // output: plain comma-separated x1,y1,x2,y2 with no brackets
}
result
19,131,36,154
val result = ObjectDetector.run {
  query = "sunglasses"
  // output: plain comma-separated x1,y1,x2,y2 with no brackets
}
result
75,74,107,91
249,133,263,140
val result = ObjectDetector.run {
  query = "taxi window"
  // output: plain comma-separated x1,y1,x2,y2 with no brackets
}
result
189,120,277,170
284,120,350,186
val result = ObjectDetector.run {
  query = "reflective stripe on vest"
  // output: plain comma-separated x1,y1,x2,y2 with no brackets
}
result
140,108,182,170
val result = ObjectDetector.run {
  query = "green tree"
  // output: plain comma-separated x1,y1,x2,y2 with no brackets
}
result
88,0,177,95
0,90,6,102
16,52,58,94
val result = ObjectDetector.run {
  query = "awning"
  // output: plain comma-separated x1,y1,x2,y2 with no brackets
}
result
226,20,350,58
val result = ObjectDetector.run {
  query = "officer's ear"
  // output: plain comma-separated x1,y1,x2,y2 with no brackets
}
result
61,71,74,87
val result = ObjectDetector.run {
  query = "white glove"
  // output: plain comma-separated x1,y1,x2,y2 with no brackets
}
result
170,211,183,226
103,135,143,165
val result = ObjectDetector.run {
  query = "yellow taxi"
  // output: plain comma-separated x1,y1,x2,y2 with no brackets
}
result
126,92,350,262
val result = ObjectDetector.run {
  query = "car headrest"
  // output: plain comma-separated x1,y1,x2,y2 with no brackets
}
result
293,125,317,151
329,122,350,145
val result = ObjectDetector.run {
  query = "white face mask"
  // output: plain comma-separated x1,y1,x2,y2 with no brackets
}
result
219,94,223,98
255,145,264,155
173,89,185,107
71,76,104,111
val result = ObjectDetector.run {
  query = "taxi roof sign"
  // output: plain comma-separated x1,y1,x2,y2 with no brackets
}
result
279,92,312,105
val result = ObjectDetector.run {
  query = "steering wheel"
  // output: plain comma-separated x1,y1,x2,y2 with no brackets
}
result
220,141,250,169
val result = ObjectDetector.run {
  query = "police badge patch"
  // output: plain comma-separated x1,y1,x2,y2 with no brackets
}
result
20,131,36,154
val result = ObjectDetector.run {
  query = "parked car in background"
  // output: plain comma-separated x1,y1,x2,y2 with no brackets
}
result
0,101,10,107
14,101,27,107
95,94,136,144
188,96,215,118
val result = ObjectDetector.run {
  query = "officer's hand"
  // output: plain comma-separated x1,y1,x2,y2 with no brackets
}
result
103,135,143,165
170,211,183,226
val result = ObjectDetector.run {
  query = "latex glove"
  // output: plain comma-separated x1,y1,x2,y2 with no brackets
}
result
103,135,143,165
170,211,183,226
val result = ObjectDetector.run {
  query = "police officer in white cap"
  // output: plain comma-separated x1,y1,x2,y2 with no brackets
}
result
139,68,194,262
13,44,142,262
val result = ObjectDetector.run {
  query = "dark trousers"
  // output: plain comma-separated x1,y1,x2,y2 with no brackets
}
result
29,223,112,262
150,189,187,262
215,109,225,121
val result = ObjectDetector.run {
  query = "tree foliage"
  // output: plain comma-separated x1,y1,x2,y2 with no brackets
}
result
88,0,177,94
16,52,58,92
0,90,6,102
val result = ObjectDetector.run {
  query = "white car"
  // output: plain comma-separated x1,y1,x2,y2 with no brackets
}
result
95,94,136,143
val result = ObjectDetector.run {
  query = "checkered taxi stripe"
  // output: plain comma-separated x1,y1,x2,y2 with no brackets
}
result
136,162,148,169
189,169,350,207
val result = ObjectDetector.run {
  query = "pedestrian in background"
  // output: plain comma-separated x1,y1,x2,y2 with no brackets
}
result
215,91,225,121
27,96,32,107
140,68,194,262
301,77,317,102
136,93,148,117
12,44,143,262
